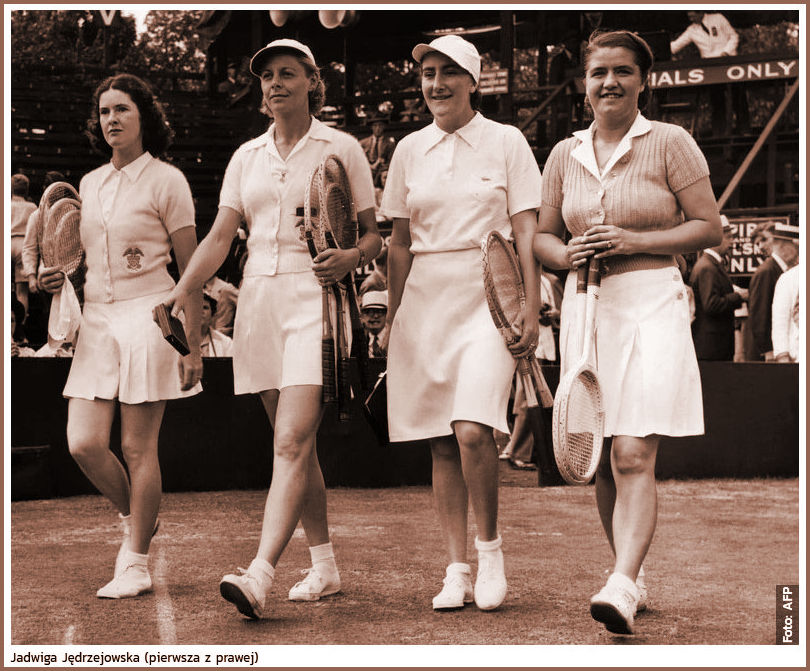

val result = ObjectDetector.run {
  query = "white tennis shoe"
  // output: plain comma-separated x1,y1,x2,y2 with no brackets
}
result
114,515,160,579
220,561,273,619
474,536,507,611
590,572,639,634
96,564,152,599
288,567,341,602
432,564,473,610
635,570,648,613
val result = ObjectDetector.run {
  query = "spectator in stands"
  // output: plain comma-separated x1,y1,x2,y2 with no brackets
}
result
203,274,239,337
161,38,381,619
689,216,748,361
10,173,38,316
381,35,541,613
772,263,799,363
498,272,561,470
38,73,203,600
200,293,233,357
744,221,799,361
534,30,721,634
360,115,396,188
360,290,388,358
10,298,35,358
359,244,388,293
217,62,239,98
670,11,739,59
670,11,746,136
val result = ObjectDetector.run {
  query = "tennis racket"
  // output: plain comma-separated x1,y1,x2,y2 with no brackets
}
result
37,181,84,344
551,257,605,485
37,182,84,288
303,166,339,406
482,231,555,474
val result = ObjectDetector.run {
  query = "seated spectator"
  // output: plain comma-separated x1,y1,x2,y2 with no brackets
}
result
10,173,38,315
11,298,35,358
217,62,239,98
200,294,233,357
360,244,388,293
360,290,388,358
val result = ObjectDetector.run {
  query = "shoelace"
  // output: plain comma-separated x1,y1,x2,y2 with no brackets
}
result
442,573,469,590
293,568,323,590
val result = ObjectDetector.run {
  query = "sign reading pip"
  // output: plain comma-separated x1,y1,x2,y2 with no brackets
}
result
726,215,791,277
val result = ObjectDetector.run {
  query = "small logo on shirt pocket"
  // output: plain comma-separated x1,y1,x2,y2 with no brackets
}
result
123,247,144,271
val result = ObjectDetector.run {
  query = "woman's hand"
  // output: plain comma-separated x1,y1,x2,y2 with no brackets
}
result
155,285,190,320
583,225,641,259
508,306,540,360
37,266,65,293
312,248,357,286
565,236,597,269
11,341,20,358
178,350,203,391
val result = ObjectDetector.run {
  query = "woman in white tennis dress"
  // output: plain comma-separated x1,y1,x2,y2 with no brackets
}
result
380,35,542,612
38,74,203,599
162,39,381,619
534,30,721,634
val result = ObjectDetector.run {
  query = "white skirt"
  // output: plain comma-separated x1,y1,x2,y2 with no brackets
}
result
560,266,704,438
232,272,322,394
64,290,202,404
387,248,516,442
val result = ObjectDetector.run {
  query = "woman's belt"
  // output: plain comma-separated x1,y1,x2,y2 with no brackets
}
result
600,254,676,277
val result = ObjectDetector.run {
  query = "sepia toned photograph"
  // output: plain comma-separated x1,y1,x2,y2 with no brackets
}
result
5,4,803,666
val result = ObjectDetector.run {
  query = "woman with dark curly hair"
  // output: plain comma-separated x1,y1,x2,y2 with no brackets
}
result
38,73,203,599
162,39,380,619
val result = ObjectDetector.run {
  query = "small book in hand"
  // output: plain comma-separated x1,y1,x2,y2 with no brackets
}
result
153,303,190,356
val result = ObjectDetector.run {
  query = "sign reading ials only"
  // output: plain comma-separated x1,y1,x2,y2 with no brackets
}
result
650,57,798,88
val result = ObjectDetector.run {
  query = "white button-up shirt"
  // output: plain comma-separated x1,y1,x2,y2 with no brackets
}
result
380,112,542,254
219,117,375,277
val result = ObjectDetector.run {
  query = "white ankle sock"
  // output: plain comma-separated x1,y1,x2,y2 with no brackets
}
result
475,535,503,553
123,550,148,569
249,557,275,583
309,542,338,579
446,562,472,576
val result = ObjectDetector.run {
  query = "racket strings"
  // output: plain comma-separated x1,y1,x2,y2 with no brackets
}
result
482,235,525,339
41,198,83,278
564,372,602,478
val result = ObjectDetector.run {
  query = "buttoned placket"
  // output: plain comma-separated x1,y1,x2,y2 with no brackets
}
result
96,166,124,302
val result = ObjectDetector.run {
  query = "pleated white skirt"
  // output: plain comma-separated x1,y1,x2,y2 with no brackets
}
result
232,272,322,394
560,266,704,438
64,290,202,404
387,248,516,442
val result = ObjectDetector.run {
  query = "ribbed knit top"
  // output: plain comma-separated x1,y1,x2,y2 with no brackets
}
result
542,114,710,274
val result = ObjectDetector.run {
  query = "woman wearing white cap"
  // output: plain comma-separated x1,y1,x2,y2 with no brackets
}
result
380,35,542,611
162,38,381,619
534,30,721,634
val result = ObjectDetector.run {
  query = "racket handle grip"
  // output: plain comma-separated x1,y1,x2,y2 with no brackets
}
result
518,358,538,407
337,357,352,422
322,339,337,403
576,261,589,292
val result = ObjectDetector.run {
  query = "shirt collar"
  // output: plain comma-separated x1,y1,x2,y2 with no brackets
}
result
423,112,483,154
265,116,329,162
571,112,652,180
106,151,153,182
704,249,724,265
771,252,789,272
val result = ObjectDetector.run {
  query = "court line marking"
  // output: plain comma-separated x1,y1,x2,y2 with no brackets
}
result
63,624,75,645
153,545,177,645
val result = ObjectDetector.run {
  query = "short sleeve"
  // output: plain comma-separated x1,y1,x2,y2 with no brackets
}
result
379,141,410,219
503,125,542,216
541,140,567,209
341,135,376,214
665,125,710,193
157,165,195,234
219,148,245,216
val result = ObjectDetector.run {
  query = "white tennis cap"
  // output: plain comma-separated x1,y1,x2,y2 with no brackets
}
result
772,221,800,240
411,35,481,85
361,290,388,310
250,38,317,76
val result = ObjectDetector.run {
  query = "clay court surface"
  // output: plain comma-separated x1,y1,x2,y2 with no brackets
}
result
9,474,800,652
